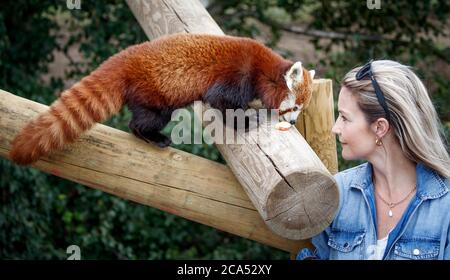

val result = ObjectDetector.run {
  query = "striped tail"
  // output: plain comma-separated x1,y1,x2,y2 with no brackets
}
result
10,73,124,165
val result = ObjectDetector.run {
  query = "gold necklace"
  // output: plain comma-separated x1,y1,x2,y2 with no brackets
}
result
375,186,416,218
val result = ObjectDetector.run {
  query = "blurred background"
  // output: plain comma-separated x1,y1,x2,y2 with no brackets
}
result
0,0,448,259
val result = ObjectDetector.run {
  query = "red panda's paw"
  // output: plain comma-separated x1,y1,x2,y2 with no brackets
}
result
130,126,172,148
153,137,172,148
142,133,171,148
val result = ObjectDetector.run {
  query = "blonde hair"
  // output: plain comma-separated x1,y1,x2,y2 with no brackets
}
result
342,60,450,178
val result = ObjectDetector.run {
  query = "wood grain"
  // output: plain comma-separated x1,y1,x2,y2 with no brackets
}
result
297,79,338,174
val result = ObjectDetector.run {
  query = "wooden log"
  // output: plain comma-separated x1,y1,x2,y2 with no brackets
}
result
296,79,338,174
126,0,339,240
217,114,339,239
0,89,308,253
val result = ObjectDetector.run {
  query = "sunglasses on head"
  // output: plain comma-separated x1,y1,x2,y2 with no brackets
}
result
355,60,391,123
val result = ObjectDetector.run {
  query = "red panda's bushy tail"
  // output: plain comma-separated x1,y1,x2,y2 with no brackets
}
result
10,73,125,165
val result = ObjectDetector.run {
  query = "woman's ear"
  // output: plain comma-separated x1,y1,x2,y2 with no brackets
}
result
371,118,390,138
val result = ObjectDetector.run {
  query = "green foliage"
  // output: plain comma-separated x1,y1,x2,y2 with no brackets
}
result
208,0,307,46
308,1,450,59
0,0,63,104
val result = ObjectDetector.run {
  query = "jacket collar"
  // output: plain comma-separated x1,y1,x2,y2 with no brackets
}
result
349,162,449,200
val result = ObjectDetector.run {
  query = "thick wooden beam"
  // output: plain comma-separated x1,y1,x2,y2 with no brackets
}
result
126,0,339,240
0,89,309,253
296,79,338,174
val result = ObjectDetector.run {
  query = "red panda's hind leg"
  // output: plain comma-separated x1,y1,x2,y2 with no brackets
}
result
128,104,173,148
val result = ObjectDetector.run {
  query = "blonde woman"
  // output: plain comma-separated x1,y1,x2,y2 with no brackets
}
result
297,60,450,260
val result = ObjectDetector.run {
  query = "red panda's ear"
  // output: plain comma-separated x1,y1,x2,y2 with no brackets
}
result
286,61,304,90
291,62,304,81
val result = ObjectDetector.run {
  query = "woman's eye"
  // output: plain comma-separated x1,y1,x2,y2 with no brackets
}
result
338,114,347,121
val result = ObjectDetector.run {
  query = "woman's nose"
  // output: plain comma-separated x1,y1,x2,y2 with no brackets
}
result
331,122,339,135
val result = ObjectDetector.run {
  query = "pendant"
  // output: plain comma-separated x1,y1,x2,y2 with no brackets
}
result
388,209,393,217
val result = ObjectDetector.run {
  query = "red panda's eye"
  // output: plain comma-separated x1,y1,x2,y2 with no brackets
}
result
293,107,298,112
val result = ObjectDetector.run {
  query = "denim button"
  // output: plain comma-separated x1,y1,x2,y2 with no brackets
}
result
343,242,349,248
413,249,420,256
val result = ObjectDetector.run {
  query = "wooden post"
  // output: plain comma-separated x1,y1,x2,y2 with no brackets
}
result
0,89,309,253
126,0,339,240
296,79,338,174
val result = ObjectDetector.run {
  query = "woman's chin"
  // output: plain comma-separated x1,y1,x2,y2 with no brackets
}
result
342,149,356,161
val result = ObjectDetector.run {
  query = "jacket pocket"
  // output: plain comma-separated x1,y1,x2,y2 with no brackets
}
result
393,238,440,260
328,229,366,253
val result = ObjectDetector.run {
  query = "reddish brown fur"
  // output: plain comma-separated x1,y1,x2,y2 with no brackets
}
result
10,60,125,165
10,33,311,165
119,34,295,109
294,65,314,108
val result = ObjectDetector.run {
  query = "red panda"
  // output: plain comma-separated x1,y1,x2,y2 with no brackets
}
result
9,33,315,165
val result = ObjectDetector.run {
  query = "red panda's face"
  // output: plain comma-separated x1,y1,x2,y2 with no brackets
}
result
279,62,315,124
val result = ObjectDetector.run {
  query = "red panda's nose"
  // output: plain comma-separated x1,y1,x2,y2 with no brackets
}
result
290,120,296,125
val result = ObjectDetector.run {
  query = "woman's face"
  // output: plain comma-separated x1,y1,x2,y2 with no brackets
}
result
332,87,376,160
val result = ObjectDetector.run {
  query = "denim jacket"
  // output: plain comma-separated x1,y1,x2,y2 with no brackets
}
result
297,162,450,260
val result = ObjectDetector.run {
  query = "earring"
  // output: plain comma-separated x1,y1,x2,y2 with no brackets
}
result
375,138,383,146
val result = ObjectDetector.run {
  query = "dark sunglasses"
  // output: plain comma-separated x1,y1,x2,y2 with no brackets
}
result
355,60,391,122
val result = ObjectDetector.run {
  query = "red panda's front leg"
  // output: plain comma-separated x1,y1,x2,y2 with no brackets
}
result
203,81,258,131
128,104,173,148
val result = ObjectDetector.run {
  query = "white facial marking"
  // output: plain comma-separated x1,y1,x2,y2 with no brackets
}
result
279,103,304,124
285,61,304,91
279,93,296,111
287,110,301,123
309,70,316,80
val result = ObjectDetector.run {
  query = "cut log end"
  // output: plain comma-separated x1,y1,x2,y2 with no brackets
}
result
265,170,339,240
